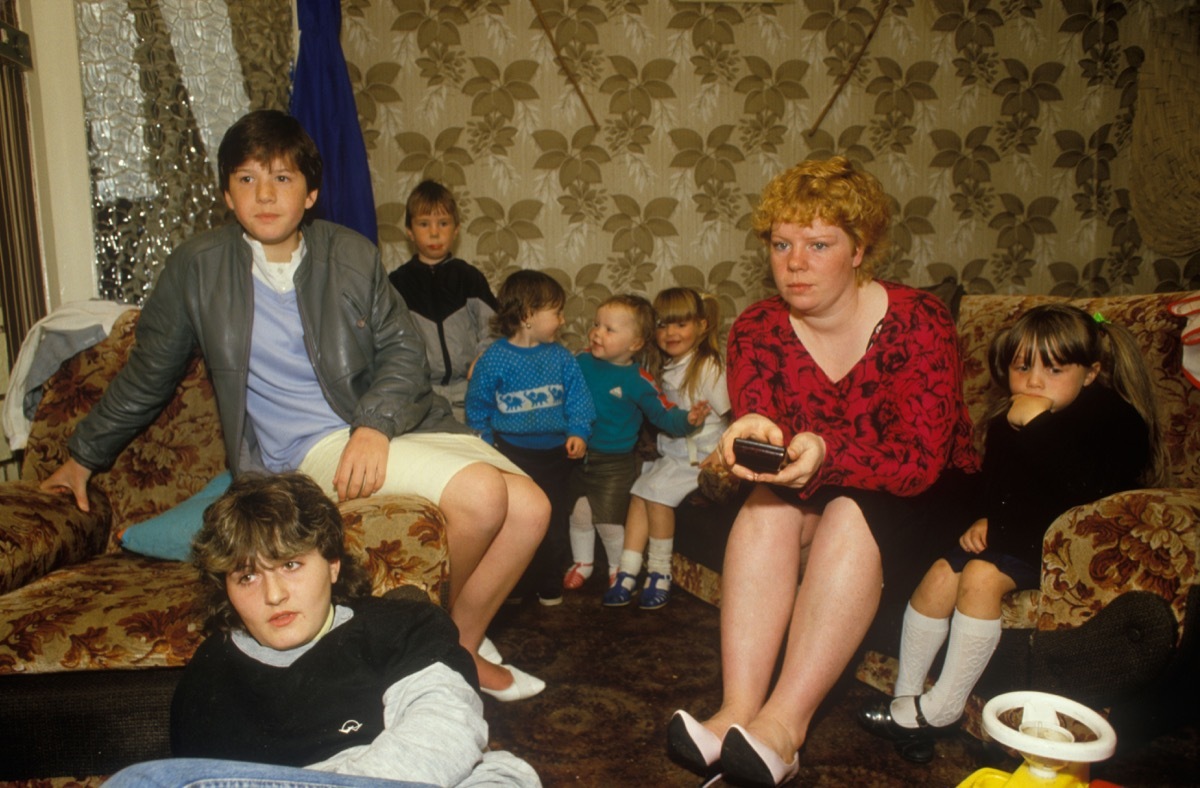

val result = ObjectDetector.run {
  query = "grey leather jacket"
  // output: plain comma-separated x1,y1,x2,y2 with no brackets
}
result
70,220,463,474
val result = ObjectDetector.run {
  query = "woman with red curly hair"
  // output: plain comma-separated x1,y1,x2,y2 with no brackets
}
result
667,157,980,786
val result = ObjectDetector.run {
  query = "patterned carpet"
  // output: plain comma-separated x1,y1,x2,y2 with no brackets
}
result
482,580,1200,787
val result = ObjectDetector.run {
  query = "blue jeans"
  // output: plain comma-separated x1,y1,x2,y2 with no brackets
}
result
105,758,438,788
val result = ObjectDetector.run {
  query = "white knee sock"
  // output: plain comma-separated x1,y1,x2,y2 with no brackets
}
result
596,522,625,571
895,609,1001,728
646,537,673,576
893,603,951,698
568,499,595,565
889,603,950,728
616,549,643,588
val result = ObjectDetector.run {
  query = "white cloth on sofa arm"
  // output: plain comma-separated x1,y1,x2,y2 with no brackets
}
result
2,300,133,451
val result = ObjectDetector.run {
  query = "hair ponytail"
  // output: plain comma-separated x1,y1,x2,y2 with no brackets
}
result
1095,319,1170,486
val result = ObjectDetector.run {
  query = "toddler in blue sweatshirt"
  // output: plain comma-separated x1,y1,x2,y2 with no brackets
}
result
564,295,710,601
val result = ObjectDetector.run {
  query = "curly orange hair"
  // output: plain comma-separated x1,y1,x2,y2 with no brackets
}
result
751,156,892,283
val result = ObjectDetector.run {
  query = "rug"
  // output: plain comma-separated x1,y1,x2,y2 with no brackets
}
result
483,581,1200,787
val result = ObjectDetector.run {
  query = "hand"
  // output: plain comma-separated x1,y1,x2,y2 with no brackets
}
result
720,415,827,489
333,427,390,502
959,518,989,553
565,436,587,459
763,432,826,489
39,458,94,511
1007,394,1053,428
698,449,721,470
686,400,711,426
718,413,784,471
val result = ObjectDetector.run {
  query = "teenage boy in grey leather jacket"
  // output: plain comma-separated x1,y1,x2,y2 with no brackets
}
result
40,110,549,702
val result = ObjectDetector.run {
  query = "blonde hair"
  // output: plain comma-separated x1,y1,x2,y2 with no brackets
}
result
751,156,891,284
651,287,723,400
599,294,656,367
987,304,1169,487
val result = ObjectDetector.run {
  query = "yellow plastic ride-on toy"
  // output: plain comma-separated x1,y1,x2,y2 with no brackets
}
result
956,691,1121,788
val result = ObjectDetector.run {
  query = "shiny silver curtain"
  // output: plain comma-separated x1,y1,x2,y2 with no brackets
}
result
77,0,293,305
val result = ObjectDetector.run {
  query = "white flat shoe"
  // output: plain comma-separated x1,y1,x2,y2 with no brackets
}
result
479,664,545,702
478,636,503,665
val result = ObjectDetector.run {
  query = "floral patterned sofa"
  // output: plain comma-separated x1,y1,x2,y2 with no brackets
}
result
0,309,452,780
672,290,1200,741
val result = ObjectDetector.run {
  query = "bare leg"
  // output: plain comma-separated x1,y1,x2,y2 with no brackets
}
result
910,559,961,620
624,495,649,554
704,485,813,738
955,560,1016,619
742,496,884,762
646,500,676,540
439,464,549,691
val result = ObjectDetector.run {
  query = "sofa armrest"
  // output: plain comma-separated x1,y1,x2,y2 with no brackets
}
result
336,494,451,607
1035,487,1200,644
0,482,113,596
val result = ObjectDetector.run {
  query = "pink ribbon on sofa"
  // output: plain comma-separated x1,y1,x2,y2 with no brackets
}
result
1169,293,1200,390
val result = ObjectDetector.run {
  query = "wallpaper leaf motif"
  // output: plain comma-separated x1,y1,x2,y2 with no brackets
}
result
76,0,1200,317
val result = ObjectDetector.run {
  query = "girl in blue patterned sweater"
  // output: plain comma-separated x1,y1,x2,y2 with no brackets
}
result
466,270,596,605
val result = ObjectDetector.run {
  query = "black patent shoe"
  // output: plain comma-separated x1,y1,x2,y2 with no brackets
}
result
855,698,938,764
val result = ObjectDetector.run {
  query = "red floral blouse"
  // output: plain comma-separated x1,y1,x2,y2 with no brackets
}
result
727,282,980,499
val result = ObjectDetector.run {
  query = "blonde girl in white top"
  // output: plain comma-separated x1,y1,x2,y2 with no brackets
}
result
592,288,730,608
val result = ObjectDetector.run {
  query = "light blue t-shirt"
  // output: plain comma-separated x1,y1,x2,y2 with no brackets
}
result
245,277,347,471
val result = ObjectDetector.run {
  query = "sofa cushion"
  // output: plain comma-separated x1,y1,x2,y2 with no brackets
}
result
0,552,203,674
119,472,232,561
1037,487,1200,637
21,310,228,551
339,494,452,608
0,494,450,675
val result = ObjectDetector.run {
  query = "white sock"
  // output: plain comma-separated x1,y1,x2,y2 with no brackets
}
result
894,609,1001,728
596,522,625,571
568,498,595,565
893,603,951,698
646,537,673,576
616,549,642,589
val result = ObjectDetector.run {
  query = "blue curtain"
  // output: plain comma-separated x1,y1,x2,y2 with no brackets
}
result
289,0,378,243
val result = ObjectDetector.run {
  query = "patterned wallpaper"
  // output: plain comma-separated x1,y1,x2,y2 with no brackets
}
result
78,0,1200,345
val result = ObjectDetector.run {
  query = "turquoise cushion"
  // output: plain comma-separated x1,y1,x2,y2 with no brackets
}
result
120,472,232,560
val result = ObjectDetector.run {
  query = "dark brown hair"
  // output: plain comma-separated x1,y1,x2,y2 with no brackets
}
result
191,472,370,635
218,110,323,195
490,269,566,338
987,303,1168,486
